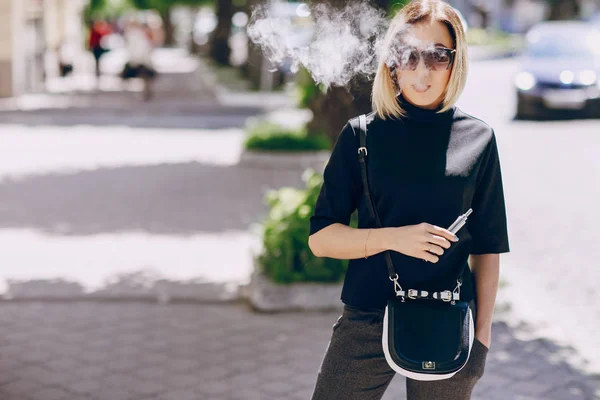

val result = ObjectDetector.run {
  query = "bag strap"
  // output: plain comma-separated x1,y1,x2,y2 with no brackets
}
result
350,114,465,303
352,115,400,288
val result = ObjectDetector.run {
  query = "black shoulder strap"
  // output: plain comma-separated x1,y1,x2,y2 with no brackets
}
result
351,114,397,280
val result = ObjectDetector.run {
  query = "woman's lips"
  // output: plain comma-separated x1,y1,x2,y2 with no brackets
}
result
412,84,431,93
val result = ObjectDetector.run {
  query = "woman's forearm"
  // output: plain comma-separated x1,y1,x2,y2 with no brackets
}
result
469,253,500,338
308,223,392,260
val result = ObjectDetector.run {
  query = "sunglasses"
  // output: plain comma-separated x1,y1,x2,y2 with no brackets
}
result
391,46,456,71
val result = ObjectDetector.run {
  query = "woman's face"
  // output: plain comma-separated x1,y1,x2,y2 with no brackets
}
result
393,19,455,110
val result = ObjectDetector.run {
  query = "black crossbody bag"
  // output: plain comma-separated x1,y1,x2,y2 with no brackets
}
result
350,114,475,381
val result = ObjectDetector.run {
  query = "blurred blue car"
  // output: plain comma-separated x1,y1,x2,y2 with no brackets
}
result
514,21,600,119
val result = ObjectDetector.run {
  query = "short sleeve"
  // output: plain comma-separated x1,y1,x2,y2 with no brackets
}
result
468,131,510,255
309,122,362,236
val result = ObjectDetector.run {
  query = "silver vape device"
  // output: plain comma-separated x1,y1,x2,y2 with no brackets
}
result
447,208,473,235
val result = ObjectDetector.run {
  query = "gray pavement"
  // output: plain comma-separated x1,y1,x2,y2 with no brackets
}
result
0,301,598,400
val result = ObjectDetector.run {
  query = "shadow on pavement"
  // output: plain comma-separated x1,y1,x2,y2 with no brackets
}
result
0,301,598,399
4,269,239,303
0,105,263,130
0,161,306,235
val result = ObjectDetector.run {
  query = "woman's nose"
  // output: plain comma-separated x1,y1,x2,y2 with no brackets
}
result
415,56,430,74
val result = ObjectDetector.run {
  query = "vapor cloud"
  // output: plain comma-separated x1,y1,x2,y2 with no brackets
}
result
247,1,389,89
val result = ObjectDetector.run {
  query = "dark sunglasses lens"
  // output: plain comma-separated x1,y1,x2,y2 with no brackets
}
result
396,48,420,70
425,49,451,70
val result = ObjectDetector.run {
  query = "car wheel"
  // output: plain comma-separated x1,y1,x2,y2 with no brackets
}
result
585,101,600,119
515,98,530,120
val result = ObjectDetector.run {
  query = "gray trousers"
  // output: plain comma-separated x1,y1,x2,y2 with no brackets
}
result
311,303,489,400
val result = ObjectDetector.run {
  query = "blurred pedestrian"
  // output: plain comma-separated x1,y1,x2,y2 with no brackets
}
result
121,18,158,101
308,0,509,399
88,20,112,78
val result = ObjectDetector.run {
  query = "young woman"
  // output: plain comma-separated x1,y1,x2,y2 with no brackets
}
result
308,1,510,399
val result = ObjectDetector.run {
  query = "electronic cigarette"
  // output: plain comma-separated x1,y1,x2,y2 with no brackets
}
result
447,208,473,235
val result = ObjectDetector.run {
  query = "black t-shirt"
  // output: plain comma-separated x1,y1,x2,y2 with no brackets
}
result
309,94,510,310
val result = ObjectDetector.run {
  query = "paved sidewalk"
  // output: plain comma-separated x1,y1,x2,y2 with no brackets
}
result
0,300,598,400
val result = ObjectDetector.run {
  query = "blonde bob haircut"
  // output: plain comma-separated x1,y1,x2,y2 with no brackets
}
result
371,0,468,120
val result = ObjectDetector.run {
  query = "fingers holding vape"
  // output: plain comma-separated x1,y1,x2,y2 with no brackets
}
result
386,209,472,263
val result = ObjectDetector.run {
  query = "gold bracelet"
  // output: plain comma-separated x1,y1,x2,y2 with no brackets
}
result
364,228,372,259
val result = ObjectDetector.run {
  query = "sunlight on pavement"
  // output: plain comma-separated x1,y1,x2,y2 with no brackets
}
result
0,125,244,181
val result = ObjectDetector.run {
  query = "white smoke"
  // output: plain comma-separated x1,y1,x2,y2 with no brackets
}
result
247,1,390,89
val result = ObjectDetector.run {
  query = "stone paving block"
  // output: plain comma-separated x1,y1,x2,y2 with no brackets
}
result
229,372,261,389
137,352,170,367
134,366,168,382
510,379,555,397
0,389,33,400
128,379,166,397
263,379,298,396
105,356,142,373
164,373,202,389
29,387,70,400
157,389,200,400
101,373,142,389
44,357,80,372
291,386,317,400
72,365,106,380
63,378,103,395
199,366,229,380
228,358,259,373
165,359,200,373
0,370,19,386
197,380,230,397
228,388,267,400
0,378,46,396
495,362,539,380
30,368,75,386
94,385,137,400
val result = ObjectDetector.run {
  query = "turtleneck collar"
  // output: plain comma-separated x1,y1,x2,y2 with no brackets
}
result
396,93,455,123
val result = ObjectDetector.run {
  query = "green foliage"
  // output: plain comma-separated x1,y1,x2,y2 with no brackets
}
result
295,66,326,109
388,0,411,15
85,0,131,20
255,169,358,284
244,120,331,152
128,0,212,12
466,28,509,46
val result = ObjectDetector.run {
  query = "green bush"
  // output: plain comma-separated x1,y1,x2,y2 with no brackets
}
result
254,169,358,284
244,120,330,152
294,66,326,109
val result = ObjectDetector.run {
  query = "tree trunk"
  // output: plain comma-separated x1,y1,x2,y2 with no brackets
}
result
305,0,388,145
189,7,200,54
209,0,234,66
160,7,175,47
547,0,581,20
242,0,263,89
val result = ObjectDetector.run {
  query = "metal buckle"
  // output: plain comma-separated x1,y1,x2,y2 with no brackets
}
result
358,147,368,156
452,279,462,304
407,289,418,299
389,274,404,301
440,290,453,302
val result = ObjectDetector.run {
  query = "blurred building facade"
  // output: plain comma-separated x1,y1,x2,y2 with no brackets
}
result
0,0,25,97
0,0,85,98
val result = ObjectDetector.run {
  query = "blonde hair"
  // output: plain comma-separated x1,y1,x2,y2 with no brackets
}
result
371,0,468,120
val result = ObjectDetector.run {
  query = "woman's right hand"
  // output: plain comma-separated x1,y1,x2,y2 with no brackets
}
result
386,223,458,263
